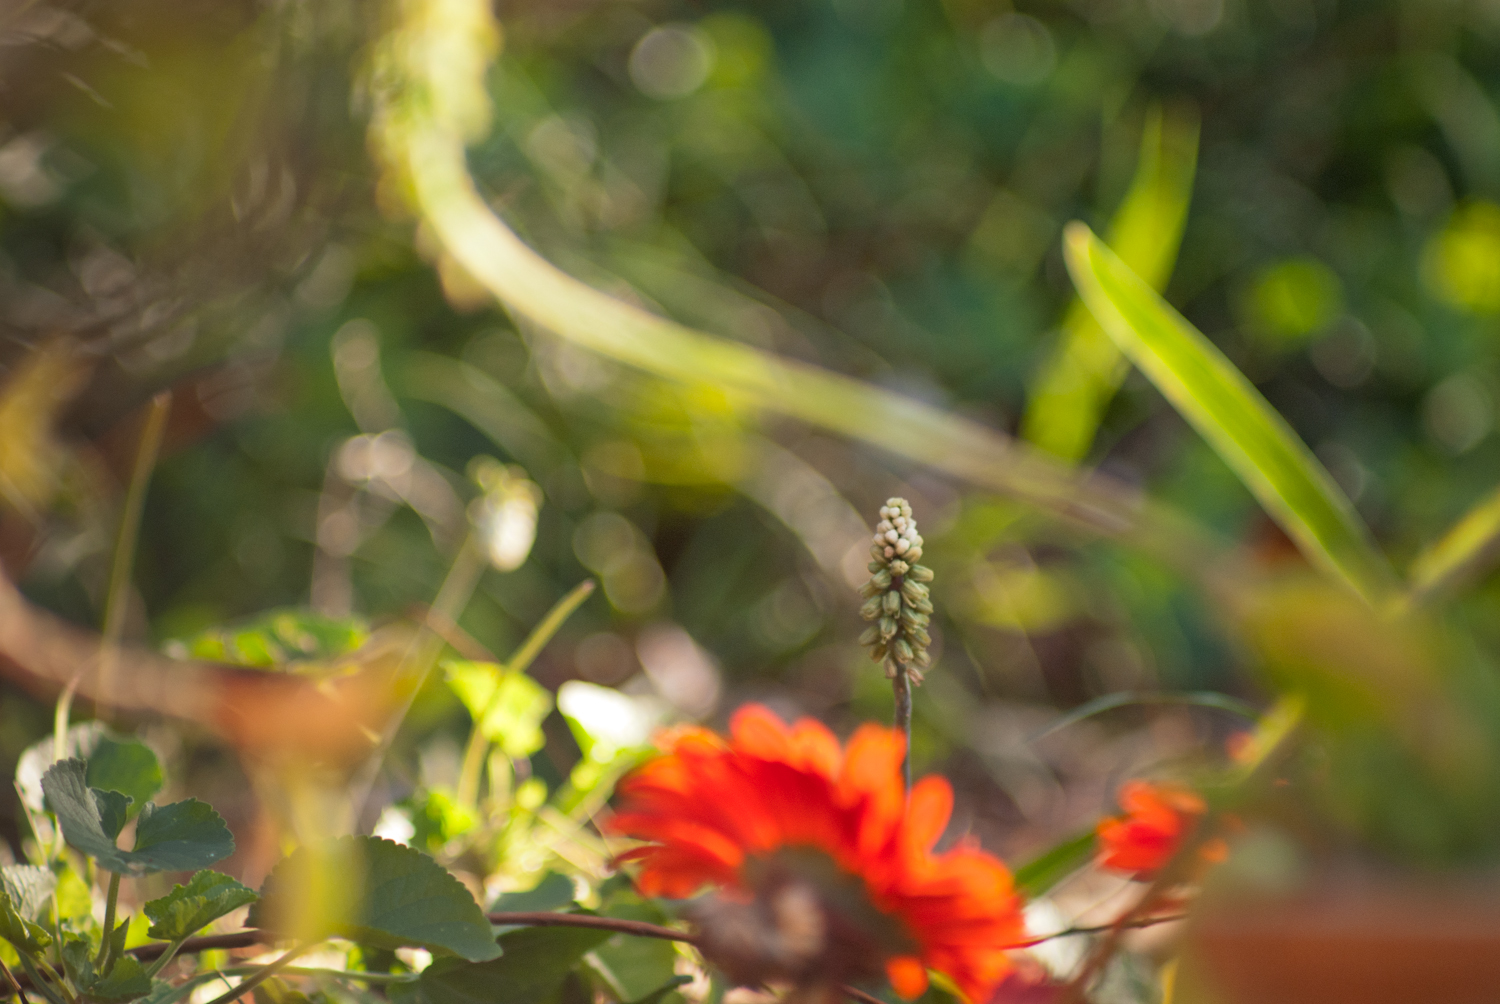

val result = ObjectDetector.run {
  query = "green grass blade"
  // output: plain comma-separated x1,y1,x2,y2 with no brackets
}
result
364,4,1245,585
1014,829,1096,899
1023,104,1200,462
1407,482,1500,601
1063,223,1396,604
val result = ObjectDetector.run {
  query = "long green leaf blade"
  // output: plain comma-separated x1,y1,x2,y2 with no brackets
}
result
1023,105,1200,461
1407,482,1500,601
1063,223,1395,604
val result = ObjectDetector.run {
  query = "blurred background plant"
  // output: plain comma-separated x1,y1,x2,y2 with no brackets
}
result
8,0,1500,1000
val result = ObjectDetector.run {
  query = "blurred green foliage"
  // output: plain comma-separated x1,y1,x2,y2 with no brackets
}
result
9,0,1500,875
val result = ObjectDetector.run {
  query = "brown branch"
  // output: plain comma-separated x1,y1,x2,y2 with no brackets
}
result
1012,913,1189,948
486,911,700,944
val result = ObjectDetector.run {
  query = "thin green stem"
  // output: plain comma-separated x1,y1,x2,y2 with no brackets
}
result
350,534,488,821
96,872,122,969
220,967,419,986
891,657,912,792
53,390,172,755
456,579,595,808
142,937,189,979
28,958,73,1004
197,944,310,1004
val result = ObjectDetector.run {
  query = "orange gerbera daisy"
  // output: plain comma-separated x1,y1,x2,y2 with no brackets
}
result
1095,780,1226,880
607,706,1026,1004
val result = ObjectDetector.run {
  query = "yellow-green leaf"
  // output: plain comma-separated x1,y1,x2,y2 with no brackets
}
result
1063,223,1395,604
1407,482,1500,601
1023,104,1199,461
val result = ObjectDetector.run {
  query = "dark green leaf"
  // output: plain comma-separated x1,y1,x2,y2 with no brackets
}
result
249,836,500,962
1014,830,1097,899
145,870,259,941
42,760,234,875
94,789,133,841
488,872,574,914
414,926,611,1004
62,936,154,1004
131,800,236,872
1,865,56,922
589,902,679,1003
625,977,691,1004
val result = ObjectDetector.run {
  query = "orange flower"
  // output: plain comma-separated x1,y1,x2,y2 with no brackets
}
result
1096,780,1225,879
607,706,1026,1003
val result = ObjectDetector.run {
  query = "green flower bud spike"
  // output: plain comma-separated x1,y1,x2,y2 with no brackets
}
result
857,497,935,784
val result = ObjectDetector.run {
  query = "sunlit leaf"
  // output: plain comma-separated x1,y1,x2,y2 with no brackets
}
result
444,661,551,758
164,608,370,669
16,723,162,821
0,886,51,955
1063,223,1396,604
1024,104,1200,461
144,870,259,941
42,759,234,874
1407,481,1500,601
249,836,501,962
0,866,55,922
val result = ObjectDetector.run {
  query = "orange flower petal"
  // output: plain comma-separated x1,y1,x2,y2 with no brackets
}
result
886,956,929,1000
611,704,1025,1004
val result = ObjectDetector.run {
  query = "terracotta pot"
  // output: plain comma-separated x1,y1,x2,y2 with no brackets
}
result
1185,881,1500,1004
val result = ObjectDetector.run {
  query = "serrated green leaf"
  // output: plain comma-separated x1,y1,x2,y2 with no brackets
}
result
1,865,55,922
249,836,500,962
1063,223,1396,604
95,789,132,841
1014,830,1098,899
17,724,162,822
144,870,259,941
42,760,234,875
62,937,154,1003
414,926,611,1004
0,886,51,955
1024,105,1200,461
444,661,551,758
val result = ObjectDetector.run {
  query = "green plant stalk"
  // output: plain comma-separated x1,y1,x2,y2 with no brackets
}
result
20,954,73,1004
350,534,489,821
142,938,189,979
891,659,912,792
53,391,172,770
456,579,596,809
95,872,121,970
197,944,310,1004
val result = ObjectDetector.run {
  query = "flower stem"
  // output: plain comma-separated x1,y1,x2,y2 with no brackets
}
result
95,872,122,970
197,944,310,1004
142,938,189,979
456,579,595,809
891,659,912,791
